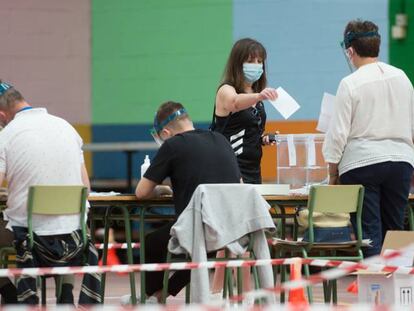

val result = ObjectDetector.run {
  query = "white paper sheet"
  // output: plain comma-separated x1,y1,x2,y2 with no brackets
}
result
316,92,335,133
306,135,316,166
89,191,121,197
287,134,296,166
268,87,300,119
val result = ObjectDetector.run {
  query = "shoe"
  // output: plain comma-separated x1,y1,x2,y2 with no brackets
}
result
210,292,223,301
120,294,158,305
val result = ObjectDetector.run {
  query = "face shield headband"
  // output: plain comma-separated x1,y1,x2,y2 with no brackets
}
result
341,30,379,49
150,108,187,145
0,82,12,96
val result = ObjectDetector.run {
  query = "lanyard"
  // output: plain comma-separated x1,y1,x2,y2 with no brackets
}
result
17,106,33,113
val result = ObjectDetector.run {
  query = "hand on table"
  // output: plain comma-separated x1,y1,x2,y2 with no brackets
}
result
154,185,173,197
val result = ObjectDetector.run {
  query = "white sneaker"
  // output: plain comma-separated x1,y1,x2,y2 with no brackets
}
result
120,294,158,305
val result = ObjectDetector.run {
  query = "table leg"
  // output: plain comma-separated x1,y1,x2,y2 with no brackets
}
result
408,203,414,230
119,206,137,305
100,207,112,303
279,206,287,240
140,206,147,304
89,214,96,243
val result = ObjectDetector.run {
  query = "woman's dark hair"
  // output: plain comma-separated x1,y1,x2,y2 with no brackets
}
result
221,38,267,93
344,20,381,57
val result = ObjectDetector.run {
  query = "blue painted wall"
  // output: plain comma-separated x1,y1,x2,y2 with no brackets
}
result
233,0,389,120
92,123,210,179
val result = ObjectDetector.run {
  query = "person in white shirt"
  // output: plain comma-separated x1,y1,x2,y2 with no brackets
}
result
0,80,91,303
323,20,414,257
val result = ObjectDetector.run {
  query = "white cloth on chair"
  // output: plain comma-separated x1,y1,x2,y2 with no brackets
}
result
168,183,276,303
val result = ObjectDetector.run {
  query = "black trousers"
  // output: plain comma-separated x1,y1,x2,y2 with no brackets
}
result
145,222,190,296
340,161,413,257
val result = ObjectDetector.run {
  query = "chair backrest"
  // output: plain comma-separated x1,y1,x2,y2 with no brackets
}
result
308,185,363,214
28,185,87,215
306,185,365,246
27,185,88,248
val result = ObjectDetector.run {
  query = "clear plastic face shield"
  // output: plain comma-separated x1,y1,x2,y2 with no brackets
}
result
150,108,187,146
340,31,379,73
340,40,354,73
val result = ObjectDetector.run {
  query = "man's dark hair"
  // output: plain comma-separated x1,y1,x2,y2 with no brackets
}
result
0,79,24,110
344,20,380,57
155,101,189,131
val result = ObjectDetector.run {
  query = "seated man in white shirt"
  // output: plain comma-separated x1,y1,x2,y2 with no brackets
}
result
0,80,98,304
323,20,414,257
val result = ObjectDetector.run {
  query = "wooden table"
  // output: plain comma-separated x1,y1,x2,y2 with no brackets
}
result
88,194,175,304
87,193,307,303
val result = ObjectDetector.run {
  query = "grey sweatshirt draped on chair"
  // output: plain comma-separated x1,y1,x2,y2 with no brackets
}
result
168,183,276,303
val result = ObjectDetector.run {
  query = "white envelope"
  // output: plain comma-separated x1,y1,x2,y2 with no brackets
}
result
268,87,300,119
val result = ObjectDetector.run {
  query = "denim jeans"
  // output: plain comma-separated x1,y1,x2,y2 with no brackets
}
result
303,226,352,243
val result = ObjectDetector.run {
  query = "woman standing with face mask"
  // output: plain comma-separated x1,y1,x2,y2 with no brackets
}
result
211,38,278,184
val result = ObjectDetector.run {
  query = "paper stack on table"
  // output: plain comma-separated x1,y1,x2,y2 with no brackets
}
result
316,92,335,132
268,87,300,119
89,191,121,196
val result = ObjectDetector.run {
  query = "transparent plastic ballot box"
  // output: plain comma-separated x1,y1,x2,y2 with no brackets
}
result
275,134,328,189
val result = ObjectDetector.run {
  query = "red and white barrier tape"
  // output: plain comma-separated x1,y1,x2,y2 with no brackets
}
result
231,245,414,302
0,258,301,278
1,245,413,286
94,243,140,250
0,304,404,310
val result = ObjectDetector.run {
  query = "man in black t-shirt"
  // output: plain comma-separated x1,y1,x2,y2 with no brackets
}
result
135,101,241,303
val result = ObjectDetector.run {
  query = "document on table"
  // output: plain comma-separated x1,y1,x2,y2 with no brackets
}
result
268,87,300,119
89,191,121,196
316,92,335,133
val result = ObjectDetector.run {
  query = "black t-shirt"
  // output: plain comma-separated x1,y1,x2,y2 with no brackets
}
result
144,129,241,216
213,101,266,184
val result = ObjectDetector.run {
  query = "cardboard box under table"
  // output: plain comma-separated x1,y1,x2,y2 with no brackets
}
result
357,231,414,305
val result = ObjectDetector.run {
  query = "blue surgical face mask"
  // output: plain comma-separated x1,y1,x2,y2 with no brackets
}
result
243,63,264,84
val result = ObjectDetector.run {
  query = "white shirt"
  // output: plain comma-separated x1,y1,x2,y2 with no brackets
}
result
323,62,414,175
0,108,85,235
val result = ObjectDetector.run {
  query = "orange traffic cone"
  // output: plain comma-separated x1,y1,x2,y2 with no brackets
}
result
347,280,358,294
99,248,127,276
288,259,308,307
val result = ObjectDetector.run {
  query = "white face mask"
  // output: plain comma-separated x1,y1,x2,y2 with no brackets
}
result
243,63,264,83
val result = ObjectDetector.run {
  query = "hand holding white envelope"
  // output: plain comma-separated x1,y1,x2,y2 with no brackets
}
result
268,87,300,119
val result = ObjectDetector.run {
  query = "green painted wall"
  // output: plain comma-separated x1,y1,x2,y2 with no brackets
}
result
389,0,414,83
92,0,232,124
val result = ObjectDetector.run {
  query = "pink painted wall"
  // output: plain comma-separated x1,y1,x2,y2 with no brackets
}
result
0,0,90,124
